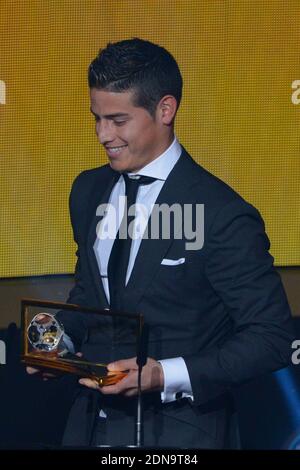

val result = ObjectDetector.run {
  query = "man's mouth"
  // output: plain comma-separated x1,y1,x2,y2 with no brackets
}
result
105,145,128,156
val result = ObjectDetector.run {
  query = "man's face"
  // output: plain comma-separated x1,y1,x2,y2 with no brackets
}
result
90,88,169,173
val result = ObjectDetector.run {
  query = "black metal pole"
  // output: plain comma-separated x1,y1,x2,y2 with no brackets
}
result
135,318,147,447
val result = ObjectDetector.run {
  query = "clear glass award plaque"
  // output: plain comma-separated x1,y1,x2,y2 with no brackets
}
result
21,299,143,387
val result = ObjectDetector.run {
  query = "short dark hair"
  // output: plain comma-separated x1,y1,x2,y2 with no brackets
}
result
88,38,183,117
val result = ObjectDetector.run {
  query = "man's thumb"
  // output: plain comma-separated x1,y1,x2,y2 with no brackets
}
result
107,357,137,371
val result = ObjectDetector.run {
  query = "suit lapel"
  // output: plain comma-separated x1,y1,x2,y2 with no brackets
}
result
124,150,200,311
86,171,120,308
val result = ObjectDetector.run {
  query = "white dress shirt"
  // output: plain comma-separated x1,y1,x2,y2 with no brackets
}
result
93,137,193,403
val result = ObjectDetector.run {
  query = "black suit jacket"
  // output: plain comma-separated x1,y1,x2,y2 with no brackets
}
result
60,149,294,448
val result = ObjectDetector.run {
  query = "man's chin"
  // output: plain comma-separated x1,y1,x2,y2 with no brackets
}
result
108,159,129,173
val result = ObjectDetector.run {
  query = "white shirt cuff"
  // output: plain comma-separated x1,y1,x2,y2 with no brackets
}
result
158,357,194,403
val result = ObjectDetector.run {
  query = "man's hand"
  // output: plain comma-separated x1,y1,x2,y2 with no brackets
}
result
79,357,164,397
26,366,58,380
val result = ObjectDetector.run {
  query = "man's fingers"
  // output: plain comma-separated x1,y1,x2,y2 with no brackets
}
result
42,372,57,378
79,378,99,390
123,388,138,397
26,366,40,375
101,370,137,395
107,357,137,372
26,366,61,379
101,386,137,396
100,385,119,395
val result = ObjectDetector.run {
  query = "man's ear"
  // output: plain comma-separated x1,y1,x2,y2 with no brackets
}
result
157,95,178,125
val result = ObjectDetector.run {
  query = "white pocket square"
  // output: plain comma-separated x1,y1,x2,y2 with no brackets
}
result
161,257,185,266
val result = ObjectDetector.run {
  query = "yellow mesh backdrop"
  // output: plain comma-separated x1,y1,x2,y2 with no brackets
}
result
0,0,299,277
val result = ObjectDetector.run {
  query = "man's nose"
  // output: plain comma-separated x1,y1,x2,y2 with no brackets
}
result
96,119,114,144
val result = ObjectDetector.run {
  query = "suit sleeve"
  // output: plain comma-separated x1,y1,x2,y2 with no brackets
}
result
56,173,90,350
183,199,295,406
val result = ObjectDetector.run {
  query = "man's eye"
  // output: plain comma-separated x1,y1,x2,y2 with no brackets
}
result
114,120,126,126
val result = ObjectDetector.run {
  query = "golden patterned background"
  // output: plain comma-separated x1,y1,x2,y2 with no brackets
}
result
0,0,299,277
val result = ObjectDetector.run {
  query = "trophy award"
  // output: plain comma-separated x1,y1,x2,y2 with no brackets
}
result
21,298,144,387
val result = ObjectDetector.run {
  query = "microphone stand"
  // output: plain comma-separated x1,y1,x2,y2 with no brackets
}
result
135,317,148,447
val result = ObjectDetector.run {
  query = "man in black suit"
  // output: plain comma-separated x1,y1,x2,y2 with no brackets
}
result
29,38,294,448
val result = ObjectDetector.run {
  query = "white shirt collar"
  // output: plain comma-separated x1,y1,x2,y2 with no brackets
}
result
127,137,182,181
